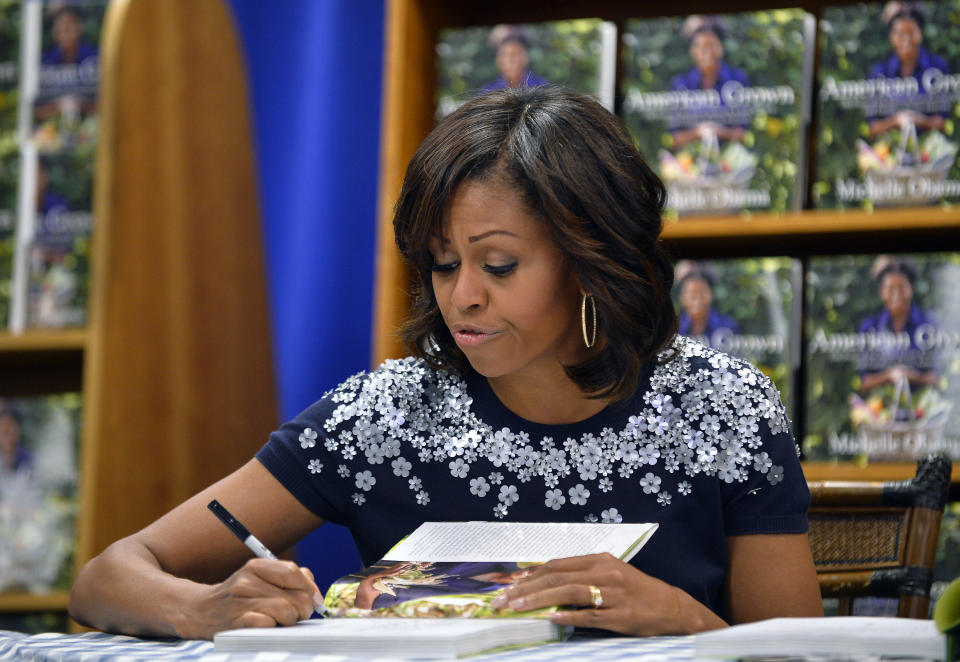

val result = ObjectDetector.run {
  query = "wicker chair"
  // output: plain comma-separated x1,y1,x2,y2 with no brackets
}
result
807,453,952,618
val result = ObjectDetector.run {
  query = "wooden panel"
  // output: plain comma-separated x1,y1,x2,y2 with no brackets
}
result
75,0,277,567
372,0,445,364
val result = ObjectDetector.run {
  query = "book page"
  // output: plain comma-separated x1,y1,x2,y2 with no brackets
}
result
384,522,657,562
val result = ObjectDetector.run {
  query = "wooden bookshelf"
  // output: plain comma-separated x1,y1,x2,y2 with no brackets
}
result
0,592,70,614
2,0,278,623
0,330,86,353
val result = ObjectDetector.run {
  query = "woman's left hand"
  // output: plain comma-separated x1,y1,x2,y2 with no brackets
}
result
489,553,725,635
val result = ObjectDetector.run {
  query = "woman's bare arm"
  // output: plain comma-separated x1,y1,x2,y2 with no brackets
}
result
725,533,823,623
69,459,326,639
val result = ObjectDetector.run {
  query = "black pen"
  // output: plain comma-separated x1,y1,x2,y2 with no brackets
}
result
207,499,326,616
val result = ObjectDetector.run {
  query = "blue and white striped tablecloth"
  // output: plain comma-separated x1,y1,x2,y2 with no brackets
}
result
0,629,695,661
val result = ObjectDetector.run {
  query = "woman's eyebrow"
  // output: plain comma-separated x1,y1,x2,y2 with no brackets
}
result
429,230,521,244
468,230,520,243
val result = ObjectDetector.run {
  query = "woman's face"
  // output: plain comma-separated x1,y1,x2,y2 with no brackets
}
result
680,277,713,318
690,31,723,76
496,41,529,86
429,178,584,383
53,12,83,53
889,17,922,62
880,272,913,318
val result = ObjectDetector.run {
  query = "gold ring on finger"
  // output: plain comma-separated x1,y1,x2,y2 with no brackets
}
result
588,584,603,608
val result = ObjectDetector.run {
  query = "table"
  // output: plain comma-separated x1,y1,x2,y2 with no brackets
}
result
0,629,694,661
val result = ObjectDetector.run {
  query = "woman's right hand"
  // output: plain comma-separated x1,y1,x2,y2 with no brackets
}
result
181,558,323,640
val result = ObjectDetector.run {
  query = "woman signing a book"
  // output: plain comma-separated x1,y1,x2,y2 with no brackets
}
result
69,85,823,640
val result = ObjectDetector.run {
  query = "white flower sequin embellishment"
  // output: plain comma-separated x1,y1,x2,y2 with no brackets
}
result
355,470,375,491
640,472,661,494
601,508,622,523
392,457,412,477
308,459,323,474
470,477,490,497
569,483,590,505
299,428,318,449
449,459,469,478
544,489,565,510
498,485,519,507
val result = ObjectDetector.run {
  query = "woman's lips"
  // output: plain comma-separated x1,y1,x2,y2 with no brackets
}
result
452,327,501,347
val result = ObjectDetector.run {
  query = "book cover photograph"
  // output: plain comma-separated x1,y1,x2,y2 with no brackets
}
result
26,151,91,328
325,560,546,618
0,153,15,329
813,1,960,209
0,0,19,136
803,253,960,462
435,19,616,119
0,393,81,594
32,0,106,154
673,258,799,417
620,10,813,216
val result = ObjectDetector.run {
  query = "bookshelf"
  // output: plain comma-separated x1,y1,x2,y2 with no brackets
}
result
371,0,960,492
1,0,278,625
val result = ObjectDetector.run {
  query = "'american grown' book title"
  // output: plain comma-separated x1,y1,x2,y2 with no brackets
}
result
814,1,960,208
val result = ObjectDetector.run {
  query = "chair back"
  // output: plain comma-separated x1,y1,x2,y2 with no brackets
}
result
807,453,952,618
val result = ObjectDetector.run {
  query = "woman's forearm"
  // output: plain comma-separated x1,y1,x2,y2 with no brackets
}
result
69,538,207,638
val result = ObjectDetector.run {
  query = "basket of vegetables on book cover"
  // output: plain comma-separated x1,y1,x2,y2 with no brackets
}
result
856,120,958,206
658,130,758,208
849,374,952,460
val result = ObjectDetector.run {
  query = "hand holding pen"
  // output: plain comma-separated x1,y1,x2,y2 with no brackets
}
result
208,499,327,617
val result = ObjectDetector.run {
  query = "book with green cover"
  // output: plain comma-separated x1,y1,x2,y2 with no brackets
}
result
0,152,14,329
435,19,616,119
0,393,82,594
620,10,814,216
803,253,960,462
814,1,960,209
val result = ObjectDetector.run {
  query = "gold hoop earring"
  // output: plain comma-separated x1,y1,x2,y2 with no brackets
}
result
581,293,597,349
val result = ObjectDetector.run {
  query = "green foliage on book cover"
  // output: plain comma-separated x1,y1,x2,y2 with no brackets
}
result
436,19,606,118
803,254,960,462
620,10,808,216
813,2,960,208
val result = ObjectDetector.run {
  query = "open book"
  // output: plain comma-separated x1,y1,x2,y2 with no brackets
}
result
214,521,658,658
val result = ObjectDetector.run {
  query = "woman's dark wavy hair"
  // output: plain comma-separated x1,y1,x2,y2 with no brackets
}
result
393,85,678,403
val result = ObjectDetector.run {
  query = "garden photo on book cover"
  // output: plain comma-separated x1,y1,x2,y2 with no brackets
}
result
803,253,960,461
620,10,812,216
814,1,960,208
435,19,614,119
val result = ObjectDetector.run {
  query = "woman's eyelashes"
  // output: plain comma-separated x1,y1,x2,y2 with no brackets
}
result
429,260,518,277
484,262,518,277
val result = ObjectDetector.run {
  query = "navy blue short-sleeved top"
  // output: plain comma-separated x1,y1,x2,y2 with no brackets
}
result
257,337,809,622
